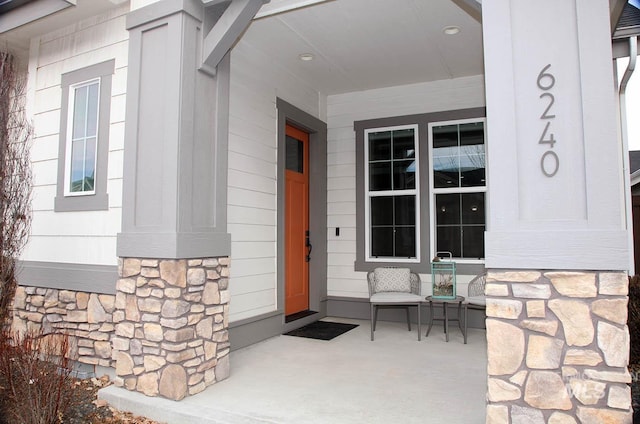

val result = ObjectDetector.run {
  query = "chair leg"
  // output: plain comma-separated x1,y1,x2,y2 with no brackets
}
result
405,307,411,331
373,306,379,331
370,304,375,341
464,304,468,344
426,301,434,337
417,303,421,341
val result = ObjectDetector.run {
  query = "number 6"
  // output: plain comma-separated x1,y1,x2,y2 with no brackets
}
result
537,64,555,91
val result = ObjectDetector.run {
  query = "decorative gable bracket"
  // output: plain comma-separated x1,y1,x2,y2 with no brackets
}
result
199,0,270,76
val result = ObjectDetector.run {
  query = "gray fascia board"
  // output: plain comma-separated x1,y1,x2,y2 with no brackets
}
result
613,36,640,58
201,0,267,70
0,0,76,33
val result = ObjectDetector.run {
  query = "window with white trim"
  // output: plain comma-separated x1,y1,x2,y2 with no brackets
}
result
365,125,419,261
429,119,486,260
65,79,100,195
55,59,113,212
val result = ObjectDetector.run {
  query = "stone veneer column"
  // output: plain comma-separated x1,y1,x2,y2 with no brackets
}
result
113,257,230,400
482,0,632,421
486,270,632,423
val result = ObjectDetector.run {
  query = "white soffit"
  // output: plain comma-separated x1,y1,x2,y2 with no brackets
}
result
241,0,484,95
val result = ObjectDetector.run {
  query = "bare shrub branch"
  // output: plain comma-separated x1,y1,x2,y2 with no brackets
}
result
0,50,33,326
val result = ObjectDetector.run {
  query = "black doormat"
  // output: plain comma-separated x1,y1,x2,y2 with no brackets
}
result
284,321,358,341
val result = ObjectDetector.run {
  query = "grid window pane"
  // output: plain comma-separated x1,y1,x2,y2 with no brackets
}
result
393,159,416,190
371,197,393,225
72,86,88,139
86,83,99,137
369,162,392,191
436,194,460,226
394,195,415,225
393,129,415,159
369,131,391,161
395,227,416,257
436,226,461,258
70,140,85,192
371,227,393,257
462,226,485,259
461,192,485,225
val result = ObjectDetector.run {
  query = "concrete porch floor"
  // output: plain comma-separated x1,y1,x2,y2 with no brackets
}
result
99,317,487,424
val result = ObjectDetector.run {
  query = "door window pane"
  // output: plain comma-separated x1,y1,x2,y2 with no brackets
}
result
286,136,304,173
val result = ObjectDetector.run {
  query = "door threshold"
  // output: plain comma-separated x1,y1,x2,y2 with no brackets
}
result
285,310,318,323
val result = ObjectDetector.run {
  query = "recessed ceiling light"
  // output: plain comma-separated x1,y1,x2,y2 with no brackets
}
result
299,53,315,61
443,26,461,35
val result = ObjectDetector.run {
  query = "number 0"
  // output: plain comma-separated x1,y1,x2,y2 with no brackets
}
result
541,150,559,177
537,64,555,91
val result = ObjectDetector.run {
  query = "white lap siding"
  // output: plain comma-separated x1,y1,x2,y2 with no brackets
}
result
23,5,129,266
227,36,323,322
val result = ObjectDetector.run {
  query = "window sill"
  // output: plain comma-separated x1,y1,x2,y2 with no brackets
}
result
54,193,109,212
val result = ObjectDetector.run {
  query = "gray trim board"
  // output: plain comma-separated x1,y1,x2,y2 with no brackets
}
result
228,304,327,351
17,261,117,295
117,232,231,259
354,107,486,274
276,98,328,319
55,59,114,212
229,312,282,351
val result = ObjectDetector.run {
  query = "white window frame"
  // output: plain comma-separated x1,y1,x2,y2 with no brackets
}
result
364,124,420,263
428,117,487,264
63,78,101,197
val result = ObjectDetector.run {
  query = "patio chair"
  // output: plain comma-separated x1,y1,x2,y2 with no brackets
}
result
463,272,486,344
368,267,422,341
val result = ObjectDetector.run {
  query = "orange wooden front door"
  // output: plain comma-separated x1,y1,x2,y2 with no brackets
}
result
285,124,310,316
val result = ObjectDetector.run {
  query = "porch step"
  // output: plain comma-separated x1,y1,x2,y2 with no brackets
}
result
99,385,279,424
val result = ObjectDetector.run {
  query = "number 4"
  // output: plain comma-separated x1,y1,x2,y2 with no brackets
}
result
539,122,556,147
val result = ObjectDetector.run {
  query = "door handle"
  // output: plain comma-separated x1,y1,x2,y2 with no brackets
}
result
305,230,312,262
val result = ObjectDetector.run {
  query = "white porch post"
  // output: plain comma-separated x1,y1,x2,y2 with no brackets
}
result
483,0,632,422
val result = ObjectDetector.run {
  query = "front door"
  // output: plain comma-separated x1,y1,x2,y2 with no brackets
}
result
284,124,310,316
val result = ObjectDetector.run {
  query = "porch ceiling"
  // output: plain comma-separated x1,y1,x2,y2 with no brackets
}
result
244,0,485,95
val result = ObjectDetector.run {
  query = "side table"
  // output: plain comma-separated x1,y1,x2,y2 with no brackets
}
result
425,295,465,342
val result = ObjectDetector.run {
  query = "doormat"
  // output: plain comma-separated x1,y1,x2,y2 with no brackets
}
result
284,321,358,341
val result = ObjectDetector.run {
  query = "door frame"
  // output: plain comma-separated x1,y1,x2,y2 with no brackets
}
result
276,98,328,332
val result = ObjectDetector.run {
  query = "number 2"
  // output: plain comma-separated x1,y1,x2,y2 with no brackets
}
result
539,93,555,119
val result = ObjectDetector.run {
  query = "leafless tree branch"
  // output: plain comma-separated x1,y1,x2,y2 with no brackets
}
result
0,50,33,326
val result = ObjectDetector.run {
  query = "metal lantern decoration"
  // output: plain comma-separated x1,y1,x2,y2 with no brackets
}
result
431,252,456,299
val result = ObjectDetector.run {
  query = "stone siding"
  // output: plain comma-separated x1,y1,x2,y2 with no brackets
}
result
11,286,116,367
112,258,230,400
486,270,632,424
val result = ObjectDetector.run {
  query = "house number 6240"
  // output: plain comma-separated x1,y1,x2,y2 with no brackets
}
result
537,64,559,177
